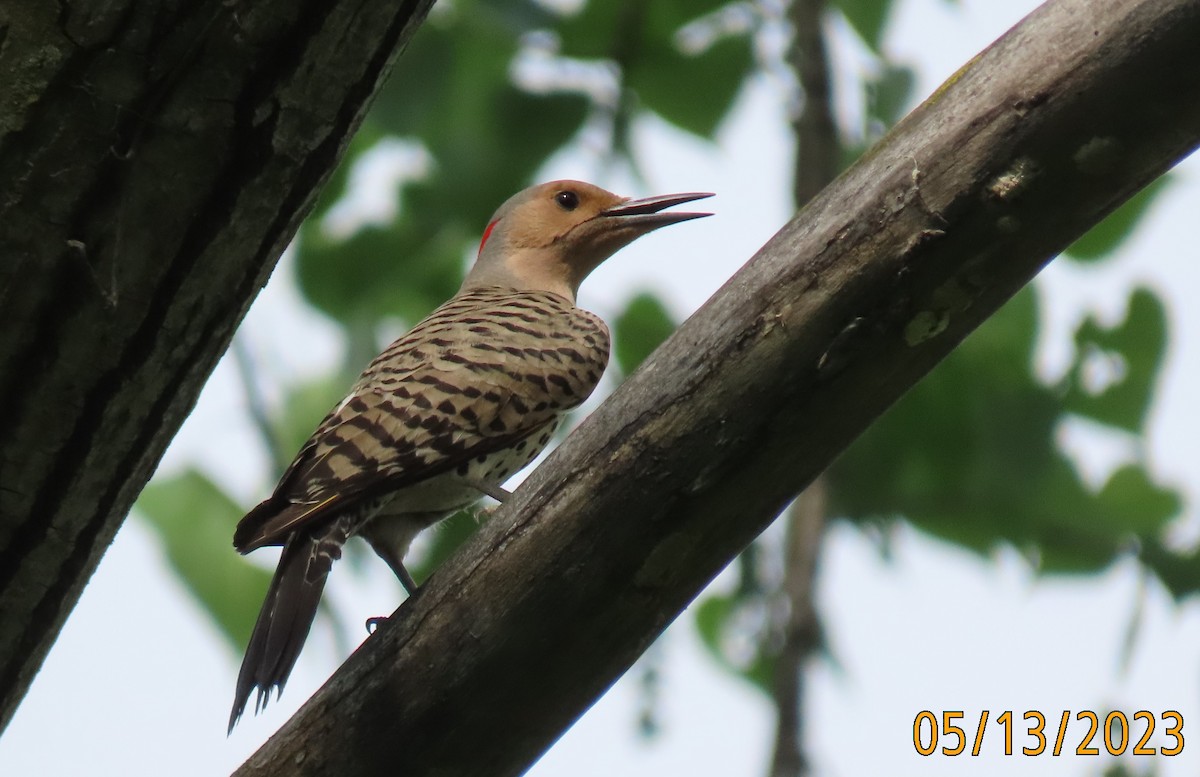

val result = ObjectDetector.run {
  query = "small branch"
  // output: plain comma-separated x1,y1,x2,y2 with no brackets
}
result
768,482,827,777
788,0,839,208
609,0,648,170
231,336,290,473
767,2,839,773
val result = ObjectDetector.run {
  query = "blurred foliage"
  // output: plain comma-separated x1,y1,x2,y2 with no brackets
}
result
1066,176,1172,262
139,470,272,650
135,0,1194,730
296,0,753,329
1099,763,1160,777
1062,287,1168,434
557,0,753,140
613,292,679,376
831,286,1177,571
832,0,893,52
695,583,776,694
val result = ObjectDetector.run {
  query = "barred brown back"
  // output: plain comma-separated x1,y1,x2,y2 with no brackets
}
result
235,286,610,551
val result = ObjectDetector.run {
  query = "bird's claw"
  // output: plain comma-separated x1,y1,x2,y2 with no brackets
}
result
366,616,389,634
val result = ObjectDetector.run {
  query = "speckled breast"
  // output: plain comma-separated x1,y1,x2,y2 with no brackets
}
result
366,418,562,519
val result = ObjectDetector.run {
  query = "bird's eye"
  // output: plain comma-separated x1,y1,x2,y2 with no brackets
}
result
555,190,580,211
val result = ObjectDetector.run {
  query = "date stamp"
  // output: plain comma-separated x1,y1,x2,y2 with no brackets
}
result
913,710,1183,757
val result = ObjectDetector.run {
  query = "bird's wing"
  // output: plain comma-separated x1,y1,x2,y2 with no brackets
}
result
234,289,611,551
233,364,570,551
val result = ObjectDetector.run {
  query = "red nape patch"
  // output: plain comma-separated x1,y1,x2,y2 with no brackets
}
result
478,219,499,255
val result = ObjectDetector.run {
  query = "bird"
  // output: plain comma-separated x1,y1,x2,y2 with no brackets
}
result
227,180,712,731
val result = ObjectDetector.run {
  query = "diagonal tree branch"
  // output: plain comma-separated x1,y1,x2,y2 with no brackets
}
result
236,0,1200,774
0,0,434,731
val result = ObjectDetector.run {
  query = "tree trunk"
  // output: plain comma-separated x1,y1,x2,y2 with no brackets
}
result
235,0,1200,775
0,0,434,731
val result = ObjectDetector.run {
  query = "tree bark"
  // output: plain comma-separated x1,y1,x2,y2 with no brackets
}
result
0,0,433,731
235,0,1200,775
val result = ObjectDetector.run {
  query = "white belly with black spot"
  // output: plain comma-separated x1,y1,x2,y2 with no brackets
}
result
373,419,561,517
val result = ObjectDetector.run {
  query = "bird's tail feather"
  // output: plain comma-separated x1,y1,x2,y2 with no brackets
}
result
228,521,350,733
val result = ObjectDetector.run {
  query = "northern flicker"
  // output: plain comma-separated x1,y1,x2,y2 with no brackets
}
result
228,180,712,731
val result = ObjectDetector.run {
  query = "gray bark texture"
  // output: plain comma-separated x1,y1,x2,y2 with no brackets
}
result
235,0,1200,774
0,0,434,731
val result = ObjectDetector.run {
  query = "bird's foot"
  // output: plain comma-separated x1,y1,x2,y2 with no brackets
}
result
473,503,500,523
366,616,389,634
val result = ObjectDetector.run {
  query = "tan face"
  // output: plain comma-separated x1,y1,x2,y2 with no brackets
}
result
499,182,647,294
502,182,629,251
465,180,713,301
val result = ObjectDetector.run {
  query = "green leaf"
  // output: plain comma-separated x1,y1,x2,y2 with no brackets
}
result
831,287,1052,531
1140,541,1200,600
370,20,457,136
613,292,677,377
1062,287,1167,433
1094,465,1181,537
625,31,753,138
275,376,353,457
742,653,775,695
694,593,734,658
558,0,735,59
558,1,753,138
555,0,621,59
477,0,558,35
296,215,465,324
296,4,592,326
831,0,893,53
866,63,914,127
1065,175,1171,261
693,592,775,695
409,509,481,586
828,285,1179,576
137,469,272,650
693,546,777,695
1028,457,1176,573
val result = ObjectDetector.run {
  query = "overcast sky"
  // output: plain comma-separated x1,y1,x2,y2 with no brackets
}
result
4,1,1199,775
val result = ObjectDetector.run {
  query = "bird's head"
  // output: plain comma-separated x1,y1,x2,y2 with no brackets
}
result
462,180,713,302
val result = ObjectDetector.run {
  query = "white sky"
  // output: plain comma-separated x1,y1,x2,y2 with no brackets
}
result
4,0,1200,775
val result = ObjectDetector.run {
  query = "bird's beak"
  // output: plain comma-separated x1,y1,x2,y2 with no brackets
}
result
600,192,715,229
